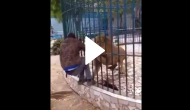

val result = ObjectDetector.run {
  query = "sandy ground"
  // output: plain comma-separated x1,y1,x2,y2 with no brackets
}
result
51,55,100,110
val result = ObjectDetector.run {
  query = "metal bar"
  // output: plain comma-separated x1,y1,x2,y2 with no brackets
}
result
87,1,91,35
60,0,67,39
92,0,95,86
116,0,121,95
123,0,128,96
109,0,114,93
132,0,136,99
84,2,87,36
97,0,103,89
102,0,109,91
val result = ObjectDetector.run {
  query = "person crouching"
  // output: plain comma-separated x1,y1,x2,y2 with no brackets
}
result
59,33,95,86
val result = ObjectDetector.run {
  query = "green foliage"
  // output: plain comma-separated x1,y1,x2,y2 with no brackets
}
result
51,0,62,22
51,38,64,55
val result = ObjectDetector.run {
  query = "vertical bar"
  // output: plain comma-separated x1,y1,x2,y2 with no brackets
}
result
140,5,142,28
132,0,136,99
97,0,103,89
74,18,77,35
140,4,142,43
88,1,91,37
75,6,77,39
116,0,121,95
124,0,128,97
68,2,71,33
92,0,96,86
109,0,114,93
87,0,92,81
60,0,67,39
84,1,87,36
80,2,84,56
94,2,100,87
66,16,69,34
75,3,81,56
71,0,73,34
82,6,85,57
74,1,77,36
72,16,74,34
102,0,109,91
81,5,84,40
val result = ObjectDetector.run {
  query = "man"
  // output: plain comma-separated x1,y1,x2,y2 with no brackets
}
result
59,33,94,86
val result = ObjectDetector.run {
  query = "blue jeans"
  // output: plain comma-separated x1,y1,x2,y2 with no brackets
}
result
66,58,92,80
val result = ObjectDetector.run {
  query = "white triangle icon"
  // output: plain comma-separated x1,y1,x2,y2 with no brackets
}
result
85,37,105,65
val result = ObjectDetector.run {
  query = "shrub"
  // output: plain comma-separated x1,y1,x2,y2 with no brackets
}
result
51,38,64,55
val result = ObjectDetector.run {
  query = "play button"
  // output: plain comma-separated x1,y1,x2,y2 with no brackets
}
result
85,37,105,65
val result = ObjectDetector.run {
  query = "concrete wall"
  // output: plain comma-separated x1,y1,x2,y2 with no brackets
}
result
62,70,141,110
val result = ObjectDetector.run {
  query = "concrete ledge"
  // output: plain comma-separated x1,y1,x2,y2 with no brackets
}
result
62,71,141,110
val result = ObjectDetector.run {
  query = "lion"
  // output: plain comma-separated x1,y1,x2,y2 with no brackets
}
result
92,34,126,79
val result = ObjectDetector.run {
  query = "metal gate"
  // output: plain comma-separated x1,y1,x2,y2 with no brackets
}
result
60,0,141,99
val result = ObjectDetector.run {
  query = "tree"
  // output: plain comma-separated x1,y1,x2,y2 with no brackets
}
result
51,0,62,23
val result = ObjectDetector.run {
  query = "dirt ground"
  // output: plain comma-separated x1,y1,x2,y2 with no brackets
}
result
51,55,100,110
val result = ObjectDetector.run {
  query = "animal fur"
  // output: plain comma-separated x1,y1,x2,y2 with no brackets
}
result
92,34,126,79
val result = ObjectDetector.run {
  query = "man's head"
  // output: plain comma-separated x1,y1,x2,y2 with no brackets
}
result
67,33,76,39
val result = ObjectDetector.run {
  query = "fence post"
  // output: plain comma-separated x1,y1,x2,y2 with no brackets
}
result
60,0,67,39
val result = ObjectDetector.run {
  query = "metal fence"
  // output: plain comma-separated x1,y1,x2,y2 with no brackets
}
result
61,0,141,99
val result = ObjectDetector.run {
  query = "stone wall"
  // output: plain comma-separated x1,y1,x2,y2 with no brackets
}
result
62,71,141,110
